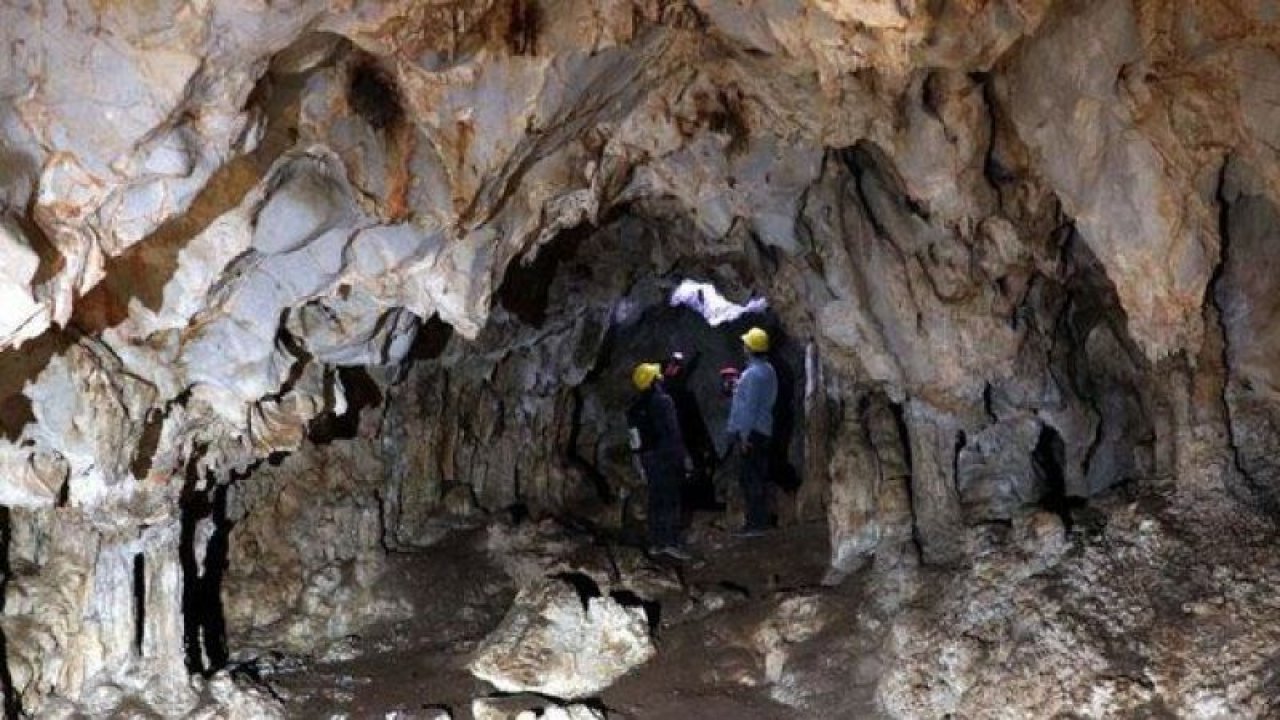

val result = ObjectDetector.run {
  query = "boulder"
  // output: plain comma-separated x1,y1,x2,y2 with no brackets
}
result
468,577,654,699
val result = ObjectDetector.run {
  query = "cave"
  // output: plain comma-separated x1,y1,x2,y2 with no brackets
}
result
2,2,1280,718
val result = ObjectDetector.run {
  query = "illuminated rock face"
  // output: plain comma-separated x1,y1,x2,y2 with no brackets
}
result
0,0,1278,716
469,577,655,699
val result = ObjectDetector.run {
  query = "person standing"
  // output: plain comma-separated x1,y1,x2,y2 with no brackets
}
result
661,351,718,509
627,362,693,560
724,327,777,536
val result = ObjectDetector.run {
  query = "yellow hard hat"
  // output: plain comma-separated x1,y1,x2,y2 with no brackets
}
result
632,362,662,391
741,326,770,353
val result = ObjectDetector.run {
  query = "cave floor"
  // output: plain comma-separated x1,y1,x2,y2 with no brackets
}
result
267,513,841,719
232,484,1280,718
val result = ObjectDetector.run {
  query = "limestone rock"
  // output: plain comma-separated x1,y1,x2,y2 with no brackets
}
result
956,416,1047,522
1016,510,1067,559
879,497,1280,718
188,671,287,720
469,577,655,699
223,431,412,657
753,594,830,693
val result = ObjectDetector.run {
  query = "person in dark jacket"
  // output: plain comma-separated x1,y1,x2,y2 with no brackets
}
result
662,351,719,510
627,362,693,560
723,327,778,537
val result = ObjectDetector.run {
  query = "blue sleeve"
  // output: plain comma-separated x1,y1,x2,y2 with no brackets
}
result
726,369,760,440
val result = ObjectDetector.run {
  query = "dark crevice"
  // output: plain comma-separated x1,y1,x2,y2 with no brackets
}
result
6,212,61,287
55,475,70,508
504,0,541,56
497,222,592,327
889,401,925,562
952,430,967,494
129,408,166,480
550,571,602,613
975,72,1018,190
1032,424,1074,527
1211,157,1276,514
308,367,384,444
610,589,661,637
717,580,751,598
132,553,146,656
347,57,405,131
180,465,231,674
921,72,944,120
981,381,997,422
1048,227,1150,498
507,501,531,526
840,141,932,229
406,314,455,364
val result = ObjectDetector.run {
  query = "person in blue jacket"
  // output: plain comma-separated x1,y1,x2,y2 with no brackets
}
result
723,327,778,536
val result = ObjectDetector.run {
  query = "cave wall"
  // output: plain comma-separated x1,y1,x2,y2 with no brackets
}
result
0,0,1277,714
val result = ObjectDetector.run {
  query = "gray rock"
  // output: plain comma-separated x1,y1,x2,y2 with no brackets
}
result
956,416,1045,522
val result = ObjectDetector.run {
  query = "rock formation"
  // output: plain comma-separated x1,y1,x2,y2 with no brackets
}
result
0,0,1278,716
469,576,655,699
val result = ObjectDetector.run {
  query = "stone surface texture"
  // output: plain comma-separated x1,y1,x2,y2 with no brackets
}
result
0,0,1277,716
472,695,606,720
468,576,655,699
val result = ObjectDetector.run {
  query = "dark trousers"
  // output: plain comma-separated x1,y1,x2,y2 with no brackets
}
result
643,453,683,547
740,431,771,531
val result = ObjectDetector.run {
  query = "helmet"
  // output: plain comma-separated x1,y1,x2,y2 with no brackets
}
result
632,362,662,391
663,351,686,378
741,327,770,353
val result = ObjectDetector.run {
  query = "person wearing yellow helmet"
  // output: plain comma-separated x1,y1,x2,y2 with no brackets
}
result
626,361,693,560
723,326,777,537
741,326,770,354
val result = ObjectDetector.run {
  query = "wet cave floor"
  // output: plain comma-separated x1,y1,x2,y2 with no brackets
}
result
266,513,838,720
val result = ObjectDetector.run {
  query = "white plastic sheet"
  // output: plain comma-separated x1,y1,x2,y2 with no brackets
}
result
668,279,767,326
